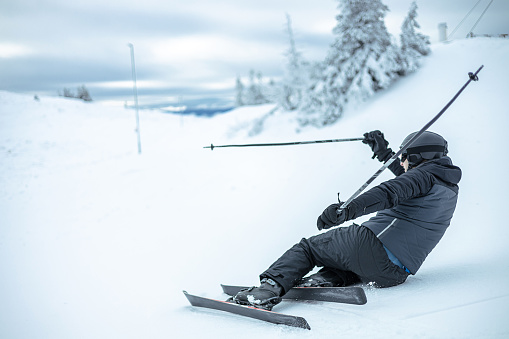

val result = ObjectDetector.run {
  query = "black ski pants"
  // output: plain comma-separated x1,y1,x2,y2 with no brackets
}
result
261,225,409,294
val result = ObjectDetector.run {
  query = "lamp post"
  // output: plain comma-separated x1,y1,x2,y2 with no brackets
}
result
128,43,142,154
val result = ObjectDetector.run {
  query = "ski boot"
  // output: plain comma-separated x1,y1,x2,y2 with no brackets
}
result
296,273,337,287
232,278,283,310
296,268,358,287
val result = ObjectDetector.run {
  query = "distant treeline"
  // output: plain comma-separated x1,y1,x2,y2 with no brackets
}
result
59,85,93,102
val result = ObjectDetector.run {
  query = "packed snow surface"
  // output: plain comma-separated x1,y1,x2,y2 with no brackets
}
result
1,38,508,338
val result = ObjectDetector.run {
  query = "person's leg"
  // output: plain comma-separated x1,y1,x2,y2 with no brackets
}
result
234,225,409,309
234,226,357,308
262,225,410,291
260,226,358,293
347,226,410,287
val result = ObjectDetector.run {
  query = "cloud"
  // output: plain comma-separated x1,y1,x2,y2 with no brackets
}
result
0,43,34,58
1,0,507,104
145,34,283,72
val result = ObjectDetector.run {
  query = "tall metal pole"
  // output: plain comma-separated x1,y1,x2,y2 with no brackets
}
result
128,43,142,154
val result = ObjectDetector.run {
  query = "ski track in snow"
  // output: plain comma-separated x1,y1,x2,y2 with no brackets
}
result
404,294,509,320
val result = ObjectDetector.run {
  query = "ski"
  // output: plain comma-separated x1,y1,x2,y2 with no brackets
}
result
183,291,311,330
221,284,367,305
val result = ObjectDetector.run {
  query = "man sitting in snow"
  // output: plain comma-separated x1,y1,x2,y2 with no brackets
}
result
233,130,462,310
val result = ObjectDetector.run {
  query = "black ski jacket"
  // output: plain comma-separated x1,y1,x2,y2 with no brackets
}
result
344,156,461,274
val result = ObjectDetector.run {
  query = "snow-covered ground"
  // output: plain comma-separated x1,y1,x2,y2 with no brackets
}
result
1,38,508,338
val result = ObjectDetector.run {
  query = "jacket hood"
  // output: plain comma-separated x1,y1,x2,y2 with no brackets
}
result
417,156,461,185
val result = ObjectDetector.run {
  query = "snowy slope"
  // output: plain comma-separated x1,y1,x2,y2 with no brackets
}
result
1,38,508,338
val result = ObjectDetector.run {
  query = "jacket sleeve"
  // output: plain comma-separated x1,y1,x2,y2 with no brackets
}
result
345,167,435,220
377,150,405,177
388,158,405,176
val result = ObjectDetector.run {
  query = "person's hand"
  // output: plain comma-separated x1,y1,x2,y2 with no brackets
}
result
362,130,392,162
317,203,348,230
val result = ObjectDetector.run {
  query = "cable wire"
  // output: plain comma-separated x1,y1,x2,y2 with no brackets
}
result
449,0,483,39
467,0,495,37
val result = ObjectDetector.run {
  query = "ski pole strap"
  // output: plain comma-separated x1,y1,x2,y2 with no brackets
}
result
338,65,484,212
469,71,479,81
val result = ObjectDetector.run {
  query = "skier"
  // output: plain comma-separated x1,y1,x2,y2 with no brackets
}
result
233,130,462,310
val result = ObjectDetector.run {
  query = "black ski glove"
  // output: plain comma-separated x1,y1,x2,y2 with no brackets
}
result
362,130,393,162
317,203,349,230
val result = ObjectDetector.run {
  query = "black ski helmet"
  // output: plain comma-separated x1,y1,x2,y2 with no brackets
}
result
400,131,448,167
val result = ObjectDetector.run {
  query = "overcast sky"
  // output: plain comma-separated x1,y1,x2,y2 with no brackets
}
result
1,0,507,106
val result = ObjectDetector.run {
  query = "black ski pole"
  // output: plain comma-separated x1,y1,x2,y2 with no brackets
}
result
204,137,364,150
338,65,484,213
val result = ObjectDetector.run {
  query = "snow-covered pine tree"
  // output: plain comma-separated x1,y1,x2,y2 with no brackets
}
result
76,85,92,102
236,70,277,106
243,70,260,105
262,78,279,104
300,0,404,126
59,85,93,102
280,14,307,111
243,70,271,105
235,76,244,107
400,1,431,74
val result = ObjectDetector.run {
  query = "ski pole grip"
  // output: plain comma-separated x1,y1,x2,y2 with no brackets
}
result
336,192,347,215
